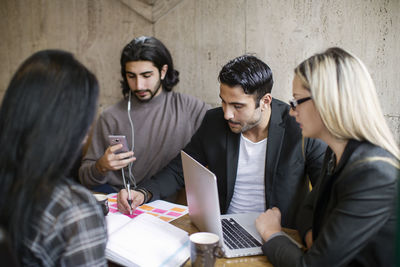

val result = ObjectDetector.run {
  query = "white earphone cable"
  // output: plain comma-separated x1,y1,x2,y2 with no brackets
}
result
126,90,136,188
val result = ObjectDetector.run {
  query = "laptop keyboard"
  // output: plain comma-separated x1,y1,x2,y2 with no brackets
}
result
221,218,262,249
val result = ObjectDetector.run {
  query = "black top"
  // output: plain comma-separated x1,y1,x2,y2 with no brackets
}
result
264,140,399,267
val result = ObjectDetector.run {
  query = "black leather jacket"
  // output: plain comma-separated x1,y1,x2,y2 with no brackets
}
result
263,140,399,267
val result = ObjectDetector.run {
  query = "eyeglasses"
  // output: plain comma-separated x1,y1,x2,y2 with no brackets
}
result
289,97,312,110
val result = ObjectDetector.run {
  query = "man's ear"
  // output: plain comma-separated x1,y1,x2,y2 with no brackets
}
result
260,93,272,110
160,64,168,80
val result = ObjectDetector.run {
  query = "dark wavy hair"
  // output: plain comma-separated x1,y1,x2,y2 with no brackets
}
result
120,36,179,98
218,55,274,107
0,50,99,256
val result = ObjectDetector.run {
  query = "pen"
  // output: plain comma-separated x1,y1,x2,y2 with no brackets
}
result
127,182,132,215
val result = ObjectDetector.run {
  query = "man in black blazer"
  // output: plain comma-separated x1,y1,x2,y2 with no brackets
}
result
119,55,326,228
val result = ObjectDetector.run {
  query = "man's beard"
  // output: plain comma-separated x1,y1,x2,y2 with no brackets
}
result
227,108,262,133
133,79,162,103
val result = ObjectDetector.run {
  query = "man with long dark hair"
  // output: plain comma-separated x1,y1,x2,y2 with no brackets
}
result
119,55,326,228
79,36,209,194
0,50,107,266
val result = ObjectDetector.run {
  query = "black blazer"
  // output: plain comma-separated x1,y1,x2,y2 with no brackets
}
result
263,140,399,266
142,99,327,227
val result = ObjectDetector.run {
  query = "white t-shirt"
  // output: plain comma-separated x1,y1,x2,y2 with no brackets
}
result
227,134,267,214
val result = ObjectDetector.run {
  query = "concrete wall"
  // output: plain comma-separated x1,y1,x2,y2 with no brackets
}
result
0,0,154,110
1,0,399,143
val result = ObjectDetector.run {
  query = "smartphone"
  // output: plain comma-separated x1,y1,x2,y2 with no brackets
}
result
108,135,129,154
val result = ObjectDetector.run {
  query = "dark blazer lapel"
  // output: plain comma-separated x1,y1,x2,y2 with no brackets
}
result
265,100,286,207
313,141,360,238
225,129,240,211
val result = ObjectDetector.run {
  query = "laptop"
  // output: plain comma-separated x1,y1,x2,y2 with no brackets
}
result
181,150,263,258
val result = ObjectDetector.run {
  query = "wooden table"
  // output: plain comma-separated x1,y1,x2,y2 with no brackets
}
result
171,214,302,267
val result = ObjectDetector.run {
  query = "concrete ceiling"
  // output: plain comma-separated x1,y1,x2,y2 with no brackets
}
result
120,0,183,23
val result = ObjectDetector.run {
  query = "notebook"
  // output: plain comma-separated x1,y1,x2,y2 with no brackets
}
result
181,150,263,258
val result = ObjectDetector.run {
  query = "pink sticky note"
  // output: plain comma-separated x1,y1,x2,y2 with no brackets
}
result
166,211,181,217
134,210,144,215
109,207,118,213
123,212,138,219
110,203,118,208
152,209,167,214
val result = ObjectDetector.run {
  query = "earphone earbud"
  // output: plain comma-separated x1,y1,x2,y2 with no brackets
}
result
128,90,131,111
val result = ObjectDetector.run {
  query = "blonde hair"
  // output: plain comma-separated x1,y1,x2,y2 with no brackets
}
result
294,47,399,160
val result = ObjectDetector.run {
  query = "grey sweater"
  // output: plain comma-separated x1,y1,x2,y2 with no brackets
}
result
79,90,209,190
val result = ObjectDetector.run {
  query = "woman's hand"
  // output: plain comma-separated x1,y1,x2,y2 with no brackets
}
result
255,207,282,241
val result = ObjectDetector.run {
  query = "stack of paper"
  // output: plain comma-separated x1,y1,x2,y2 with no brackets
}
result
106,213,190,267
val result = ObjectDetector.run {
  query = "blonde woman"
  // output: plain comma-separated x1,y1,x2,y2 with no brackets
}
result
255,47,399,266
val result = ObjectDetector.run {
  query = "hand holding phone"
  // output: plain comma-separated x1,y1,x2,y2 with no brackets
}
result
96,135,134,173
108,135,130,154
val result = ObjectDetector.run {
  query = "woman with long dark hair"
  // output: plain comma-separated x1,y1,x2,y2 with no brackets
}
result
0,50,107,266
